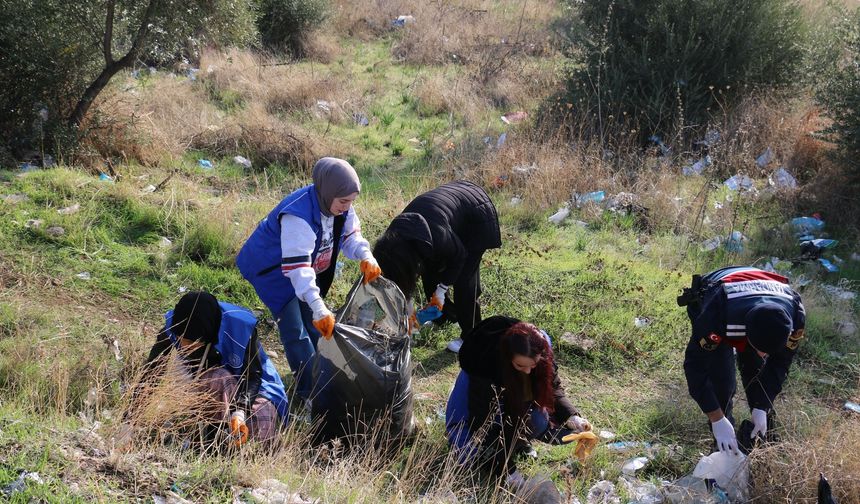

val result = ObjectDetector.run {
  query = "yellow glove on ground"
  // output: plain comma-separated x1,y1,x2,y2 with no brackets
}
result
562,431,599,462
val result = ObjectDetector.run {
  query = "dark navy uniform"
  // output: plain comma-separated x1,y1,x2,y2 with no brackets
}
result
683,266,805,423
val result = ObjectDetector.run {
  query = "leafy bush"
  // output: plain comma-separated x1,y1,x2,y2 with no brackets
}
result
256,0,328,56
817,8,860,182
561,0,805,138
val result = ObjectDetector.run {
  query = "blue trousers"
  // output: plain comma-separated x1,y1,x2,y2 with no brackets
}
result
275,297,321,401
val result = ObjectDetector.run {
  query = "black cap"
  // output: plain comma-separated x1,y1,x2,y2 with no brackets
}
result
745,303,792,355
171,291,222,345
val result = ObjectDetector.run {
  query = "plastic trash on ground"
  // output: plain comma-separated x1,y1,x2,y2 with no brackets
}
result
702,236,722,252
664,475,728,504
606,441,650,452
510,197,522,206
233,155,252,169
501,111,528,124
647,135,671,156
821,284,856,301
392,15,415,27
770,167,797,189
98,172,114,182
723,174,754,191
311,277,413,442
818,258,839,273
790,216,825,236
496,132,507,148
587,480,621,504
58,203,81,215
353,113,369,126
692,451,749,503
845,401,860,414
198,159,213,169
756,147,774,168
574,190,606,207
2,471,44,497
634,317,651,328
618,476,661,504
599,430,616,439
548,206,570,225
621,456,650,475
683,155,712,176
724,231,747,253
512,163,538,177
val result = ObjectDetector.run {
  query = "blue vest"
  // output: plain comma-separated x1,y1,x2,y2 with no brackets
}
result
236,184,348,315
164,301,289,419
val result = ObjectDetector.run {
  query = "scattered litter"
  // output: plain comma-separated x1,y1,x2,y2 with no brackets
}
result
723,174,754,191
852,253,860,261
512,163,538,177
606,441,649,452
587,480,620,504
714,201,723,210
683,155,712,176
561,332,596,352
818,258,839,273
634,317,651,328
2,471,44,497
830,351,846,359
844,401,860,414
816,377,837,386
794,275,812,287
19,162,39,172
647,135,671,156
198,159,213,169
606,192,640,213
25,219,43,229
111,339,122,361
770,167,797,189
178,286,188,294
186,68,199,81
58,203,80,215
548,206,570,225
618,476,661,504
574,190,606,207
664,475,728,504
334,261,344,279
821,284,856,301
43,155,56,167
574,220,588,228
756,147,774,168
152,493,193,504
2,193,28,204
353,112,369,127
510,197,522,206
837,320,857,337
501,111,528,124
724,231,747,253
496,132,507,148
692,451,749,503
159,236,173,248
98,172,114,182
800,239,839,261
46,226,65,237
599,430,616,440
621,456,650,475
698,129,721,148
76,272,91,280
702,236,721,252
233,155,252,169
790,216,825,236
316,100,332,113
142,184,157,194
392,15,415,27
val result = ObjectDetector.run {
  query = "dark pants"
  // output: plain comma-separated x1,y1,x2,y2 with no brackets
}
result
422,251,484,337
708,344,768,429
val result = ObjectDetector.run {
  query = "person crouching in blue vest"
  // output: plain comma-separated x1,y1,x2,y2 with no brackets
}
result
235,157,381,402
144,291,288,446
446,316,591,492
680,266,806,455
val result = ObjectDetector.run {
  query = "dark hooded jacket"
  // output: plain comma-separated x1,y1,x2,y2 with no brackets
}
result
386,181,500,286
458,316,579,438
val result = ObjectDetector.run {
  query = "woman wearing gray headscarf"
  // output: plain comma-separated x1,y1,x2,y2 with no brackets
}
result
236,157,381,401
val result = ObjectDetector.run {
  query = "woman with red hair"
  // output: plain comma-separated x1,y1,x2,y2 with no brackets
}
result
446,316,591,490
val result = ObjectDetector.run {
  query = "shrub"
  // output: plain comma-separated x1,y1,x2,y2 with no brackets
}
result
561,0,806,139
816,7,860,183
257,0,329,56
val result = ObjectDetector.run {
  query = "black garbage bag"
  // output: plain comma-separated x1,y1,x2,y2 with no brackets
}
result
310,277,414,442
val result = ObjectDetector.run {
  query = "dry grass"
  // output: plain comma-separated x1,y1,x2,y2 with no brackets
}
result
749,413,860,502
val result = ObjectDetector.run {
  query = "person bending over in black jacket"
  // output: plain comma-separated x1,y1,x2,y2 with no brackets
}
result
373,180,501,353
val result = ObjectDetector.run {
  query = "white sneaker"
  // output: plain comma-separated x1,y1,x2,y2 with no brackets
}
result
446,338,463,353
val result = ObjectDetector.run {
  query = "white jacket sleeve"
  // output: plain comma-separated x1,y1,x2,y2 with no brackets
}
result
280,214,326,316
341,210,373,261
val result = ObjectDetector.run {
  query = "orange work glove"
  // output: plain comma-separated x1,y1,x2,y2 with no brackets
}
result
360,258,382,284
230,411,249,446
313,312,336,340
562,431,599,462
429,284,448,310
409,312,420,334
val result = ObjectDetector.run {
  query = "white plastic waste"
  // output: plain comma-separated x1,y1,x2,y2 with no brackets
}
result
770,167,797,189
724,174,754,191
692,451,749,503
233,155,252,169
587,480,620,504
548,206,570,225
756,147,774,168
621,456,650,475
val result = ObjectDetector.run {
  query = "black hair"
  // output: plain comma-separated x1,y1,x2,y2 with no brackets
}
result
373,230,424,299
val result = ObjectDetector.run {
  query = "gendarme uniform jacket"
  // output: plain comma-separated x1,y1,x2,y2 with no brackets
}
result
683,266,805,413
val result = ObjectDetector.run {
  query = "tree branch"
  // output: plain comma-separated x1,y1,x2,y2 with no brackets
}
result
103,0,115,65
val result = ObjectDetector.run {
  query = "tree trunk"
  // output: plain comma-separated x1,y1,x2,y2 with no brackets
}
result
67,0,159,129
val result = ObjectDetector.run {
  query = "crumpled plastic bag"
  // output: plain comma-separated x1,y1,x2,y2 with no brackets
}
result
692,451,749,502
563,430,599,462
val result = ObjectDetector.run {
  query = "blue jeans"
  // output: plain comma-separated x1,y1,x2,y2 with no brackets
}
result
275,297,321,401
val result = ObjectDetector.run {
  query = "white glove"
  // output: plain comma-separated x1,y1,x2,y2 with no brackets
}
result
430,284,449,309
750,408,767,439
308,297,332,321
565,415,592,433
711,416,739,455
